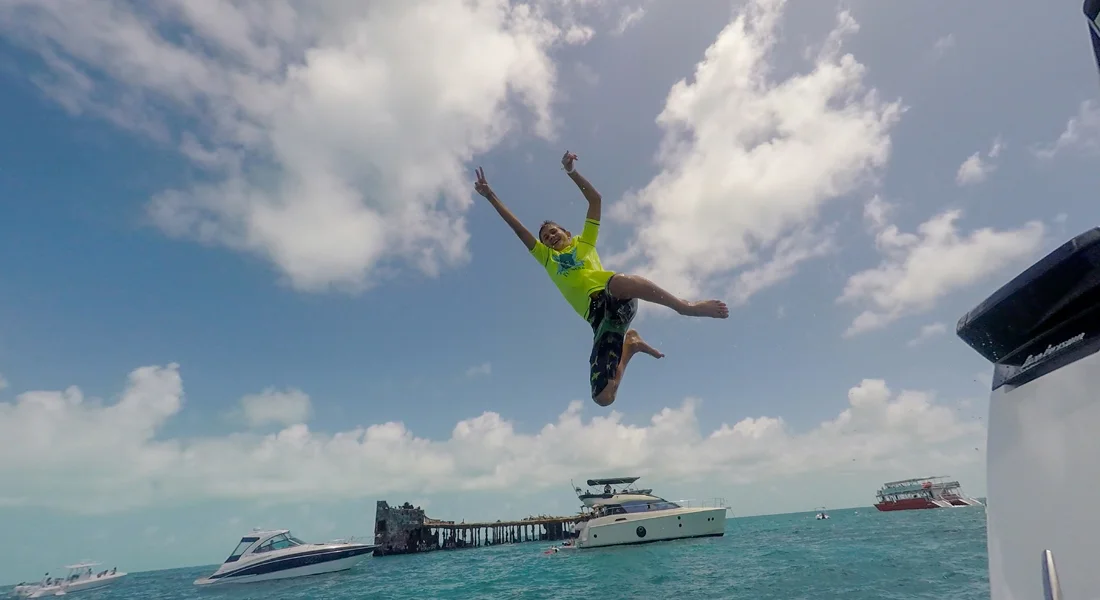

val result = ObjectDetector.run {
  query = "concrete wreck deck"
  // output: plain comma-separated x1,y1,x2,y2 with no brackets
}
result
373,500,585,556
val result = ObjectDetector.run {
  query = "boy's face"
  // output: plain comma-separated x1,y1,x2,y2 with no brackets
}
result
539,222,570,251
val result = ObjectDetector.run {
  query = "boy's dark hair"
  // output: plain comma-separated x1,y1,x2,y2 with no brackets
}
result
538,220,570,239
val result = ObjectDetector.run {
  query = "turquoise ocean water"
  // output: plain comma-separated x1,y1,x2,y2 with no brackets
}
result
7,507,989,599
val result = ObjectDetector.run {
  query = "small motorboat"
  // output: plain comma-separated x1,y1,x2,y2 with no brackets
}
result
12,562,125,598
544,539,579,554
815,506,829,520
193,529,376,586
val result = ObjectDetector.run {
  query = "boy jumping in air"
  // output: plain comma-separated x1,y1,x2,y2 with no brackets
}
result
474,151,728,407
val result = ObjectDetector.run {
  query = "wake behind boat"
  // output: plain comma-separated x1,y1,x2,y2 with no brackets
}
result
193,529,377,586
12,563,125,598
570,477,727,549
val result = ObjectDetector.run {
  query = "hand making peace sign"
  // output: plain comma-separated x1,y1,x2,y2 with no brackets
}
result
473,166,493,199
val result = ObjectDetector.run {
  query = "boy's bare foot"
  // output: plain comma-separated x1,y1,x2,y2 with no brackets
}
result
625,330,665,359
680,300,729,319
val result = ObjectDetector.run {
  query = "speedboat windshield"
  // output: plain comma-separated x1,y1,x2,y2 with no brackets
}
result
288,536,306,546
224,537,258,563
253,533,301,553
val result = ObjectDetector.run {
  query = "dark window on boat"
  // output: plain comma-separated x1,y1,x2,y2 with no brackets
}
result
270,535,295,551
224,537,259,563
253,534,295,553
620,500,681,513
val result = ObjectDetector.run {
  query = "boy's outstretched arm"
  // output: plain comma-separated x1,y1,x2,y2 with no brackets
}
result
562,151,601,222
474,166,537,251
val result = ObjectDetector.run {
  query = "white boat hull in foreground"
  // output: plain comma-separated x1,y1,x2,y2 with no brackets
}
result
956,227,1100,600
576,506,727,548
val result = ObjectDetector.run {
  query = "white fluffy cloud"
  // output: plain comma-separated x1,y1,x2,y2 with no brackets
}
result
838,196,1045,337
607,0,902,307
0,0,639,293
1035,99,1100,160
955,137,1003,186
0,363,983,514
239,388,312,428
908,322,947,347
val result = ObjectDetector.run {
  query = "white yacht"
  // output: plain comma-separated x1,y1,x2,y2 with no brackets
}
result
570,477,727,549
193,529,377,586
12,562,125,598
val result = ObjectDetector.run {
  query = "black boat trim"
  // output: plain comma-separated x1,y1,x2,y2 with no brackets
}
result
956,227,1100,390
1086,0,1100,76
578,489,654,501
209,545,375,580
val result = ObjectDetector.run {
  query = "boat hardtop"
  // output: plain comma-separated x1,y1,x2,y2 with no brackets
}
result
878,476,958,492
573,476,655,507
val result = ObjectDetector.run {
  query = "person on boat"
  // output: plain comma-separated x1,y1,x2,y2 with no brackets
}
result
473,152,729,406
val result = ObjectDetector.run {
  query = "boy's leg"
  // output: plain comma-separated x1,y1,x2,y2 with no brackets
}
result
606,273,729,319
589,291,663,406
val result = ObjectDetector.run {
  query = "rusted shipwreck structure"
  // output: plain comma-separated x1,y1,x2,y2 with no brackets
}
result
373,500,584,556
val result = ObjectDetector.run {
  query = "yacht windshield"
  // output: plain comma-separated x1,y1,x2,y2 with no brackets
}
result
224,537,259,563
599,500,681,515
288,536,306,546
623,500,680,512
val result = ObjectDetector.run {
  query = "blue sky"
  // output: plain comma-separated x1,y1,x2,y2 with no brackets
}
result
0,0,1098,584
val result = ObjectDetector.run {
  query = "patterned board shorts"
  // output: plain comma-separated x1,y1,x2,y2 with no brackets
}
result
586,278,638,399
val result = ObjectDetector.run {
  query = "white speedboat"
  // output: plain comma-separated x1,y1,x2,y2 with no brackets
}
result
571,477,727,549
12,562,125,598
815,506,829,520
193,529,377,586
956,226,1100,599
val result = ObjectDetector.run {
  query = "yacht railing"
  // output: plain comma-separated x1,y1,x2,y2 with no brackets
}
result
670,497,732,511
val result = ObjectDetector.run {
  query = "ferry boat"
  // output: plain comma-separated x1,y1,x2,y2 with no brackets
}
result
873,476,983,511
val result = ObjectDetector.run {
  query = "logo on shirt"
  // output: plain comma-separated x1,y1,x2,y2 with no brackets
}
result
553,248,585,276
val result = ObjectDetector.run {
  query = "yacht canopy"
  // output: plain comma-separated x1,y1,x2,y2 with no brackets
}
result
586,477,639,486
